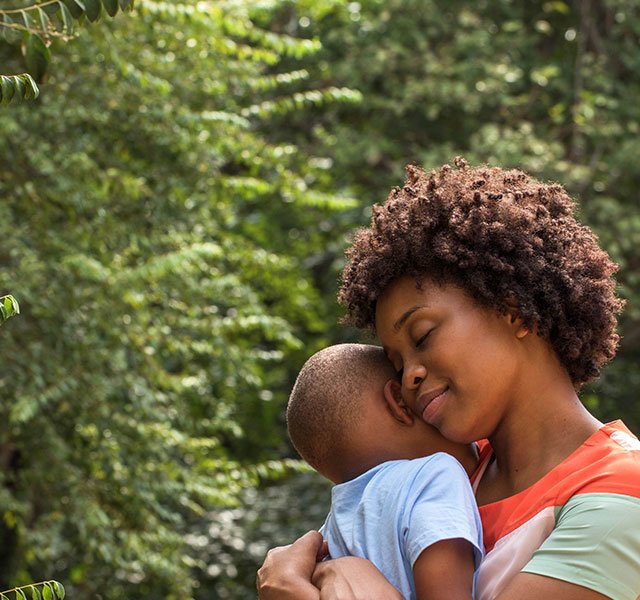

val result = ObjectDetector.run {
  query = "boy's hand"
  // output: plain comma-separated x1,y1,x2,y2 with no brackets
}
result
312,556,404,600
256,530,324,600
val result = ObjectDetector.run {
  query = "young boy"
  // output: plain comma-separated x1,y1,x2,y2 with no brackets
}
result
286,342,484,600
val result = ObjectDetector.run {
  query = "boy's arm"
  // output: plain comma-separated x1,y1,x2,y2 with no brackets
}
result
413,538,475,600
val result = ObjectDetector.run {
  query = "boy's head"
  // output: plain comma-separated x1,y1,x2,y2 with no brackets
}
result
287,343,476,483
338,159,625,387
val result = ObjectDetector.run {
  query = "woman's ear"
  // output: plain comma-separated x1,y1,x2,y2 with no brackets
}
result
503,295,529,339
383,379,414,425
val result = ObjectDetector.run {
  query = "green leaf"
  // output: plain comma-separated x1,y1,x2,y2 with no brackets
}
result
2,14,23,45
41,586,51,600
12,74,25,99
29,586,41,600
51,583,64,600
118,0,133,9
102,0,119,17
58,2,75,35
22,74,40,100
38,8,51,32
20,9,34,31
84,0,102,22
62,0,85,18
16,589,27,600
0,76,15,105
25,34,51,82
41,2,62,16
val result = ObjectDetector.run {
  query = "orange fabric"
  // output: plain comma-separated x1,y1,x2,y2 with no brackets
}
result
472,421,640,552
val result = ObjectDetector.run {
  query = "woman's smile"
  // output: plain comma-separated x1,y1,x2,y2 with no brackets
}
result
418,385,449,425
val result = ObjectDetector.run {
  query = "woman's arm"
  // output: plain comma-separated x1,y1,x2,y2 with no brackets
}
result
496,573,610,600
312,557,404,600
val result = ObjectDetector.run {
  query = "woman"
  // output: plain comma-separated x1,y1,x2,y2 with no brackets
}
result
257,159,640,599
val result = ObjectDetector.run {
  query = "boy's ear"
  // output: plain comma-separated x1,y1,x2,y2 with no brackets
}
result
383,379,414,426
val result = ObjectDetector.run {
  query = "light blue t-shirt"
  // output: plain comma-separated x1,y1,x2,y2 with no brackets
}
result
319,452,484,600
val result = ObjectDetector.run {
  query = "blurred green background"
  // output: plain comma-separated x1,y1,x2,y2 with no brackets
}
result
1,0,638,597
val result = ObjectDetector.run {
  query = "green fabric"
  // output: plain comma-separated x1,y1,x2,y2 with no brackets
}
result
522,493,640,600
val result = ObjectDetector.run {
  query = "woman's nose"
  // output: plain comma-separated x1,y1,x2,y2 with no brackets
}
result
403,363,426,389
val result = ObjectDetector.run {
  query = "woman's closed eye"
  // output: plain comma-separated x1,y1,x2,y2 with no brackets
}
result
414,330,432,349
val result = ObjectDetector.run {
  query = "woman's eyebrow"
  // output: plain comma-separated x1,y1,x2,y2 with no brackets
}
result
393,305,428,331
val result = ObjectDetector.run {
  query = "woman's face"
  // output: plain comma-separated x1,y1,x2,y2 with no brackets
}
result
375,275,526,443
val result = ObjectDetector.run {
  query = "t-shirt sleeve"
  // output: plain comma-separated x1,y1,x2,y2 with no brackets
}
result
403,453,484,569
522,492,640,600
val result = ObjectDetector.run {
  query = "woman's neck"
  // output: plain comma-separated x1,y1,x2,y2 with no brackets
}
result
477,359,602,504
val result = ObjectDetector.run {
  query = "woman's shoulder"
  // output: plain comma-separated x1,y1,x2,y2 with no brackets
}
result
475,420,640,498
568,420,640,494
596,419,640,453
523,420,638,502
478,421,640,549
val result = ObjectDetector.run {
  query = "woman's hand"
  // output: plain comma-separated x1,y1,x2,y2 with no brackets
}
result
256,530,325,600
257,531,402,600
312,556,404,600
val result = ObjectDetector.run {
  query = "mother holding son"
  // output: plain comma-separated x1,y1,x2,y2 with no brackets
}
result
257,158,640,599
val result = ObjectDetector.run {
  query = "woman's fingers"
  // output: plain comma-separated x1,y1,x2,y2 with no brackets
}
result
256,531,325,600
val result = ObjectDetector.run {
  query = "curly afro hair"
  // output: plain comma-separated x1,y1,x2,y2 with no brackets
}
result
338,158,625,387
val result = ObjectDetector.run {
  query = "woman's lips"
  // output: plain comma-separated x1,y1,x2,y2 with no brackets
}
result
418,386,449,424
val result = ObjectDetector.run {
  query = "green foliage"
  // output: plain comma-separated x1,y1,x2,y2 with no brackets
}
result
0,581,64,600
0,0,135,101
188,470,331,599
0,74,39,103
0,1,354,597
0,302,64,597
0,295,20,325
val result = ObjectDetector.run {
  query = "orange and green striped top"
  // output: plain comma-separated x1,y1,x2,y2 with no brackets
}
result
472,421,640,600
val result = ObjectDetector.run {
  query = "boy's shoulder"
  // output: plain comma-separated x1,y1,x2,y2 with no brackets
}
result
358,452,471,500
374,452,468,480
335,452,467,496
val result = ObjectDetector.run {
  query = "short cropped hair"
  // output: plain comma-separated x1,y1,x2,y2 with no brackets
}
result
287,344,394,474
338,158,625,387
